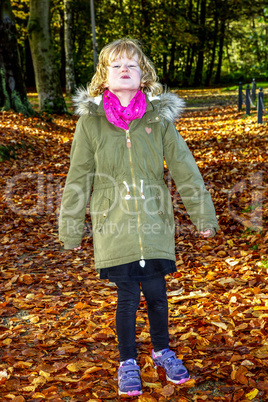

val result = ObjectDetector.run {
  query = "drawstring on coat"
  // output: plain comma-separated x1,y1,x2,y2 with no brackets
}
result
123,180,145,200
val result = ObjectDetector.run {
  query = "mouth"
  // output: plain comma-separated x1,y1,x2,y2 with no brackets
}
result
121,75,130,79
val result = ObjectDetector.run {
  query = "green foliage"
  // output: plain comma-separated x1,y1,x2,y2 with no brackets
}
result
42,97,67,115
250,243,259,250
242,203,262,213
27,18,42,35
261,258,268,269
13,92,34,116
0,68,11,110
10,0,268,88
10,0,29,45
223,81,268,91
221,12,268,83
0,141,28,162
0,68,34,116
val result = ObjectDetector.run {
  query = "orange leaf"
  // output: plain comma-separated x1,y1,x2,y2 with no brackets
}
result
233,389,244,402
74,301,88,310
84,366,102,374
141,368,159,382
161,383,175,397
67,363,81,372
235,366,249,385
138,393,158,402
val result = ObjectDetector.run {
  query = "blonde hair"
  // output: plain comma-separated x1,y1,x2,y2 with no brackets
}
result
88,38,163,97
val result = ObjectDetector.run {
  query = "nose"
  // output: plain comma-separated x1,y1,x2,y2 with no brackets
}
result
121,63,129,71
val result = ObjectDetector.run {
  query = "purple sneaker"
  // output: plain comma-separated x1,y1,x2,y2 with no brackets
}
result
152,349,190,385
118,359,142,396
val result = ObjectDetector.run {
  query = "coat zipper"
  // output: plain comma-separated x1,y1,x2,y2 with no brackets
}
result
125,129,145,267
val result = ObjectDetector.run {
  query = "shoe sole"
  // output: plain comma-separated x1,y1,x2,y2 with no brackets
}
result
118,389,143,396
166,375,191,385
154,364,190,385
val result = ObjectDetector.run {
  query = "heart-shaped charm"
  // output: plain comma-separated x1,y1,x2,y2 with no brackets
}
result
145,127,152,134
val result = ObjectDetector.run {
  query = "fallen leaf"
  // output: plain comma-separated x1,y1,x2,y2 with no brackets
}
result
141,368,159,382
13,397,26,402
210,321,228,330
161,383,175,397
1,101,268,401
0,370,8,380
66,363,81,372
235,366,249,385
252,345,268,359
138,392,158,401
245,388,259,400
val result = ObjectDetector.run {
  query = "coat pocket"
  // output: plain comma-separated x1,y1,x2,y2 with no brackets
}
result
143,185,174,230
155,186,174,229
90,191,112,232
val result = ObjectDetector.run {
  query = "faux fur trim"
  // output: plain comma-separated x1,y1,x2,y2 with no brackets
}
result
155,92,185,122
72,87,102,116
73,87,185,121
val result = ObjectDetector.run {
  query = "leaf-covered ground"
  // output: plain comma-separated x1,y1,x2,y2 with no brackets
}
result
0,92,268,402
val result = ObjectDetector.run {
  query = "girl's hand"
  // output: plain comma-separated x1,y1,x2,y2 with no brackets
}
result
200,229,215,238
63,244,82,250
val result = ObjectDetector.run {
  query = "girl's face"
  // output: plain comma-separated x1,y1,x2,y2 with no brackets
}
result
105,52,142,95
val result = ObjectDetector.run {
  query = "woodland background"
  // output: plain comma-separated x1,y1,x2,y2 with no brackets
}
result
10,0,268,86
0,1,268,402
0,0,267,114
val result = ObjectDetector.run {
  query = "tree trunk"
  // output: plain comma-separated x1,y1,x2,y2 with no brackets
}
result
184,45,196,86
141,0,151,56
163,53,167,78
184,0,193,85
185,47,191,80
205,2,218,86
194,0,206,86
168,41,176,82
25,37,36,88
27,0,67,113
59,7,66,90
0,0,34,115
214,17,225,84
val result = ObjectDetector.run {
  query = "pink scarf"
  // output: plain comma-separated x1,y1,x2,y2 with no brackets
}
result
103,90,147,130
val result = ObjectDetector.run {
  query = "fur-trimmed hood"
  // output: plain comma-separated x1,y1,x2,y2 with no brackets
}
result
72,87,185,123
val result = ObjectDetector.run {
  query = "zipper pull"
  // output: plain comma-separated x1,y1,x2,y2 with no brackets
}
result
126,130,131,148
139,259,145,268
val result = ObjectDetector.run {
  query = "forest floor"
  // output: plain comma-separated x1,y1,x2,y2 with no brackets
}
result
179,88,238,111
0,89,268,401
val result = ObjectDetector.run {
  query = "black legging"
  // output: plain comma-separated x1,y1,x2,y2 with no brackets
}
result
115,276,169,361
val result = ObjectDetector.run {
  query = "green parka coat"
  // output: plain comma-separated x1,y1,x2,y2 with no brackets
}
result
59,90,218,271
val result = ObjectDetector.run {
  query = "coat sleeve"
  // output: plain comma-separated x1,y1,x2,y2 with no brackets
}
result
163,122,219,233
58,115,95,249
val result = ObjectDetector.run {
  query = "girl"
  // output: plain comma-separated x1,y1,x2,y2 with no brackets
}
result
59,38,218,397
